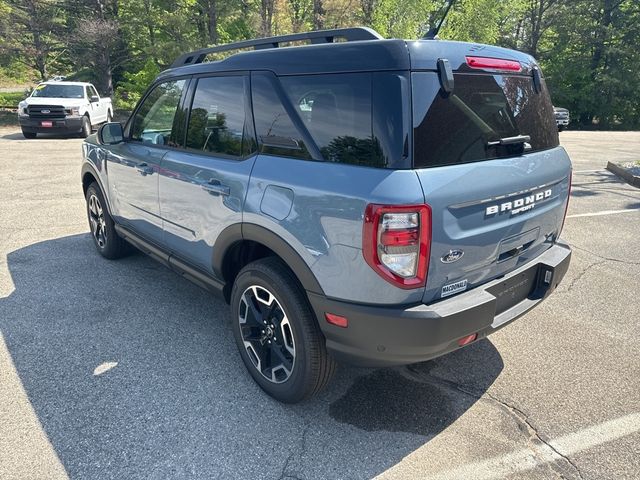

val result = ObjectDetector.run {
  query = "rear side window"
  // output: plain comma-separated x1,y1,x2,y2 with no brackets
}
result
251,74,312,160
130,80,186,146
280,73,409,168
412,72,558,168
185,76,251,158
281,73,381,167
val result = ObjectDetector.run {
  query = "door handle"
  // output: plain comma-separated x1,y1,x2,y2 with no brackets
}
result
135,163,154,175
201,179,230,196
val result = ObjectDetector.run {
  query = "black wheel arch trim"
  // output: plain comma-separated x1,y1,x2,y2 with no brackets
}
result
213,223,324,296
81,162,113,216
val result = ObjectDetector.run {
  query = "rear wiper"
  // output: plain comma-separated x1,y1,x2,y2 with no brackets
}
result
487,135,531,146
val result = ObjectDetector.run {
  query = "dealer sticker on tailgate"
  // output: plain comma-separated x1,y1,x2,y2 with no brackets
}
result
441,279,468,298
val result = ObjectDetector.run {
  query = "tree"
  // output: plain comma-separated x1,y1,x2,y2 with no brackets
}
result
0,0,65,81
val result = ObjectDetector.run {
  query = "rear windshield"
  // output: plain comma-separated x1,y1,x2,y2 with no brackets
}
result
412,72,558,168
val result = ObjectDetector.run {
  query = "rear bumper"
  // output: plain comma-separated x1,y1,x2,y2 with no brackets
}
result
19,116,83,133
308,242,571,367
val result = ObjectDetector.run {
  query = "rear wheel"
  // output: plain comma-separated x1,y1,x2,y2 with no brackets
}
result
230,257,336,403
85,182,128,259
22,129,36,139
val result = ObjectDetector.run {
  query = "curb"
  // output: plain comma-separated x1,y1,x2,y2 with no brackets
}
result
606,161,640,188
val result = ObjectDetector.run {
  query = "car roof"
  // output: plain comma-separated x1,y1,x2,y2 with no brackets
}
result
39,81,93,86
160,39,411,79
158,38,536,81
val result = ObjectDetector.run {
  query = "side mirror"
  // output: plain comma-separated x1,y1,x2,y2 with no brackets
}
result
90,95,100,103
98,122,124,145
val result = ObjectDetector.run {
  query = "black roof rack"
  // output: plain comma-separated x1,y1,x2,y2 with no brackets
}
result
170,27,384,69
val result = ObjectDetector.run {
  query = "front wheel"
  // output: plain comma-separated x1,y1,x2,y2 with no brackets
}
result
80,116,92,138
230,257,336,403
21,129,37,139
85,182,128,259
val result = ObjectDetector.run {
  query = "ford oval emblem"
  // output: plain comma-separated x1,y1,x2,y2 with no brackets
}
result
41,109,50,114
441,249,464,263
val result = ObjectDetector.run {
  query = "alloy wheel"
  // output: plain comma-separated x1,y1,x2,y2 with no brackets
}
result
238,285,296,383
88,194,107,248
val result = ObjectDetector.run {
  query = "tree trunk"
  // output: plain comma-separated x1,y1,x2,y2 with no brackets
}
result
208,0,218,45
261,0,274,37
312,0,324,30
360,0,375,26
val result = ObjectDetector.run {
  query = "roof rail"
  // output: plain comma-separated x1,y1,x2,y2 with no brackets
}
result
170,27,384,69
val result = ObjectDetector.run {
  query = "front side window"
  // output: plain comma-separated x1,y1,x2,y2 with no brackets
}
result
130,80,186,147
185,76,251,158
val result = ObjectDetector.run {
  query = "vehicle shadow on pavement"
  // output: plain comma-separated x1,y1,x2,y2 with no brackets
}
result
0,234,503,479
572,170,639,199
1,131,80,140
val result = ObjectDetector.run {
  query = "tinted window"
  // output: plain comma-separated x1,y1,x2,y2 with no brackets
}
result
373,73,410,169
185,76,250,157
131,80,186,146
281,74,387,167
413,72,559,168
251,74,311,160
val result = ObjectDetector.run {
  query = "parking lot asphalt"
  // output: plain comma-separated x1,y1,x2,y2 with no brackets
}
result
0,129,639,480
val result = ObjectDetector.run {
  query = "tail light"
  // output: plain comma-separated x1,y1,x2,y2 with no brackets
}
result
363,204,432,289
559,169,572,236
466,56,522,72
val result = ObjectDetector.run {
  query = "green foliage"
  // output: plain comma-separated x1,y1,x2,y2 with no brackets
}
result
0,0,637,128
0,91,27,106
113,58,160,111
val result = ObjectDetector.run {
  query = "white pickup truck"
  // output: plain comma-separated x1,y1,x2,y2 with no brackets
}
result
18,81,113,139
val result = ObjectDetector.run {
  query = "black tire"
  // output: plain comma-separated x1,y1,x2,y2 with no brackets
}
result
230,257,336,403
80,115,92,138
558,125,564,132
85,182,128,259
22,129,36,139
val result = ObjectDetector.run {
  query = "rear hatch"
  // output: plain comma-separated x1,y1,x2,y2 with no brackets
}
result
408,41,571,304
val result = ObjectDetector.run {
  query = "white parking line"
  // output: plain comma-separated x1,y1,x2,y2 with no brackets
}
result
424,413,640,480
567,208,640,218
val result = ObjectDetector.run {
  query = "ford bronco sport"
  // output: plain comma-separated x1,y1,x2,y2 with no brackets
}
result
81,27,572,403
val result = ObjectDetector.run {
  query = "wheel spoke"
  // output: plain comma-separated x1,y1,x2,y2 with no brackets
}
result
279,317,296,357
270,343,293,372
241,293,265,327
89,216,98,234
89,196,97,216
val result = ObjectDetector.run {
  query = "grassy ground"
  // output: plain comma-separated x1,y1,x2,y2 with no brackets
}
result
0,91,27,108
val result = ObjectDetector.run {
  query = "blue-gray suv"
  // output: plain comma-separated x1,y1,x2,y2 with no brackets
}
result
81,27,572,402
